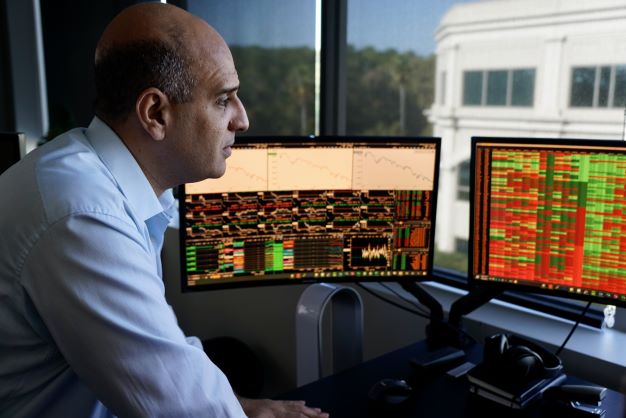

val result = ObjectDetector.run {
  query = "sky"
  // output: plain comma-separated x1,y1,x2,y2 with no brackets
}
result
188,0,478,56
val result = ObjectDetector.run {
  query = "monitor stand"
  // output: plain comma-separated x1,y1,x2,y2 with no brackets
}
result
401,282,501,370
295,283,364,387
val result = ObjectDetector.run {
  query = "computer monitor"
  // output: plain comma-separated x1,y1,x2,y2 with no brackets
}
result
0,132,23,175
470,136,626,308
179,136,440,291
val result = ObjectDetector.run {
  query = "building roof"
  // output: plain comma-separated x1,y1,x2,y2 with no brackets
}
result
437,0,626,41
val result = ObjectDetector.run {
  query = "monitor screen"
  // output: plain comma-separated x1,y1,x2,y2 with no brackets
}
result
470,136,626,307
179,136,440,291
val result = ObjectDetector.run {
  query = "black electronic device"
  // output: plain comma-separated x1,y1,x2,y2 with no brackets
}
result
466,333,566,409
179,136,440,291
482,333,562,380
543,400,607,418
367,378,413,405
468,136,626,308
543,384,607,405
0,132,23,175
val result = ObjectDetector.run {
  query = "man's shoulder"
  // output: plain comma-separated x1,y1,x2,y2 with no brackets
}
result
33,129,129,223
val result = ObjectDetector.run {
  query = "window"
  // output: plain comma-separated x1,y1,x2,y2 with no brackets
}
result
346,0,437,136
511,69,535,106
463,71,483,106
463,69,535,107
457,160,470,200
184,0,316,136
570,65,626,108
454,238,468,254
486,70,507,105
615,66,626,107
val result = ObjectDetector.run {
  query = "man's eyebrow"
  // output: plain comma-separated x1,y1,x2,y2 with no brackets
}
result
217,85,240,95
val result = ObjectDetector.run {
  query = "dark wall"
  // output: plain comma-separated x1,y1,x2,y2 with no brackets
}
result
40,0,141,137
0,0,15,132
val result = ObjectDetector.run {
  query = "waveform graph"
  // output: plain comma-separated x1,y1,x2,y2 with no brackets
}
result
186,148,268,194
267,148,353,191
352,148,435,190
349,236,391,268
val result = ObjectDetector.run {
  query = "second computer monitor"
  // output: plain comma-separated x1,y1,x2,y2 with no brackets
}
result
470,136,626,307
180,136,441,291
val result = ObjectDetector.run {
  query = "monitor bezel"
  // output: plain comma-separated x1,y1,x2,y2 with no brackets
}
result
469,135,626,308
179,135,441,292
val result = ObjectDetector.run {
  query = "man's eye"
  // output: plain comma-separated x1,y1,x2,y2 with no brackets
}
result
217,97,230,107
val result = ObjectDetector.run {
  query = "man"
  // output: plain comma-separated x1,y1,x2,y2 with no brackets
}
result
0,3,327,418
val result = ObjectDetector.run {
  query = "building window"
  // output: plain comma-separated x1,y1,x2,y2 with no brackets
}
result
486,70,507,105
454,238,468,254
570,65,626,108
511,69,535,106
463,69,535,107
457,160,470,200
616,66,626,107
463,71,483,106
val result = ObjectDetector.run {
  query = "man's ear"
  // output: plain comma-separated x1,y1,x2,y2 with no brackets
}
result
136,87,171,141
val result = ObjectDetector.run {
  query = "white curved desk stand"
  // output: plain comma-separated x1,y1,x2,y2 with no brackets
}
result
295,283,363,387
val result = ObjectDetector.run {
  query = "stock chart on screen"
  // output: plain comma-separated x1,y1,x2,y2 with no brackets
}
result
471,138,626,306
180,137,440,290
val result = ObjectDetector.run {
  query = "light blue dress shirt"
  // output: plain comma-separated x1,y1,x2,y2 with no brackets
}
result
0,118,246,418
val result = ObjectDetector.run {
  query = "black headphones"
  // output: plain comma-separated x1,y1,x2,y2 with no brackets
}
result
483,333,563,381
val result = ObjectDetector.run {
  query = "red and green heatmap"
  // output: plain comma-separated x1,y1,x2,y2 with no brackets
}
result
487,150,626,296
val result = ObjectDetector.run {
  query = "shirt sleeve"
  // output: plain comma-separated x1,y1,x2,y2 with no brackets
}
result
20,212,247,418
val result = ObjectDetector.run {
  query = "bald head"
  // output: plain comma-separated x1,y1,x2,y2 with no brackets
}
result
96,3,226,63
94,3,230,124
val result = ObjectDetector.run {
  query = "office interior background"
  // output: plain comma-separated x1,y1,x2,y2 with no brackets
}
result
2,0,626,397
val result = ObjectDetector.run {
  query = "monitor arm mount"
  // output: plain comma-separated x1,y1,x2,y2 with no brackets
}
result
448,286,501,330
401,282,501,349
401,281,452,349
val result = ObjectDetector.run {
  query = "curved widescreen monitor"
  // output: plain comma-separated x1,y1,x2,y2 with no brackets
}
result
180,136,440,291
470,136,626,308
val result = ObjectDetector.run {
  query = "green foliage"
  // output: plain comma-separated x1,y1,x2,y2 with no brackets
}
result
232,46,316,136
346,46,434,136
434,249,468,274
232,45,435,137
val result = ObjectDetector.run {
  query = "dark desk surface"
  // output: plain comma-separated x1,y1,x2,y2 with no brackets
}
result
280,340,626,418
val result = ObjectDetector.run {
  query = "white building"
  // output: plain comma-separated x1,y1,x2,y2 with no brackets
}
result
429,0,626,253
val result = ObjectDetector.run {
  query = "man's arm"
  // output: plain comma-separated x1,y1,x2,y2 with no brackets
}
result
22,213,246,417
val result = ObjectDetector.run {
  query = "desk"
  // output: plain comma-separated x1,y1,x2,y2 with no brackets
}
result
280,340,626,418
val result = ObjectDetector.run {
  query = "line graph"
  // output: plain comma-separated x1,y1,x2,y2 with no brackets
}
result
352,148,435,190
268,148,353,191
349,237,391,268
187,148,268,194
361,243,391,261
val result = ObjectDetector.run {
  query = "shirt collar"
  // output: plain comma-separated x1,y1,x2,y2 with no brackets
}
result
85,117,174,222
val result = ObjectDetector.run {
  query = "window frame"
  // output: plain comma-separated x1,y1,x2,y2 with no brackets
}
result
570,64,626,108
462,68,536,108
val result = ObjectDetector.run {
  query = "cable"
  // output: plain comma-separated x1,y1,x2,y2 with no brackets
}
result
356,282,431,320
356,282,476,345
377,281,431,317
555,301,592,357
